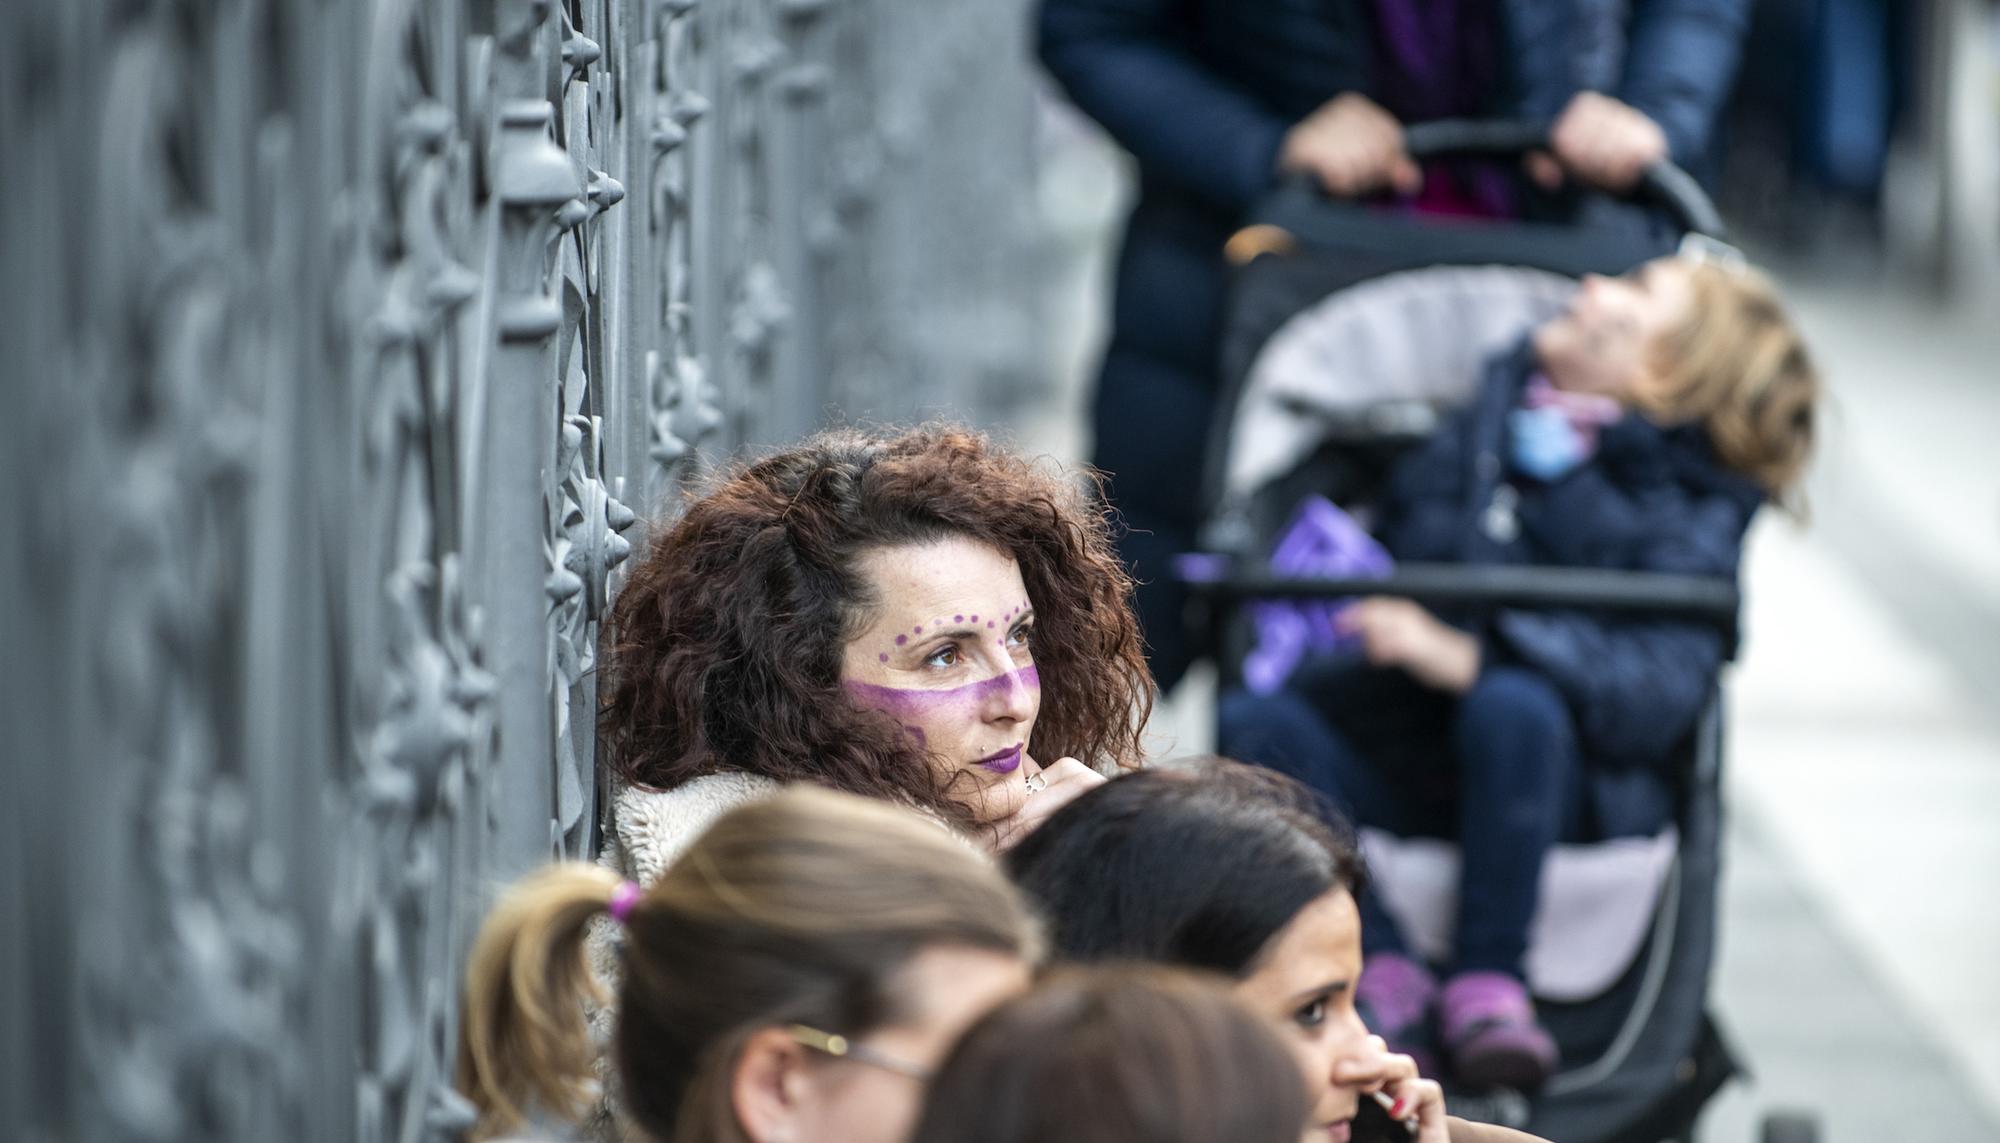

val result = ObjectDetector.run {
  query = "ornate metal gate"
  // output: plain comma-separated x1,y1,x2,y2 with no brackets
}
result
1,2,1048,1138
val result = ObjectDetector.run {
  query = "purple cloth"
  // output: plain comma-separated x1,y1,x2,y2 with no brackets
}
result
1370,0,1516,218
1244,497,1394,695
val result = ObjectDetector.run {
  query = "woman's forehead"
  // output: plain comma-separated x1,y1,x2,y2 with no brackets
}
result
1252,890,1361,987
854,538,1027,618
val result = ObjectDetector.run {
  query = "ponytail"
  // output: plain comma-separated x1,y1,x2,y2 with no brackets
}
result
456,863,625,1140
455,787,1042,1142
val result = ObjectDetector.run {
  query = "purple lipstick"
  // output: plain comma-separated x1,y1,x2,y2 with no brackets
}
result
977,745,1024,775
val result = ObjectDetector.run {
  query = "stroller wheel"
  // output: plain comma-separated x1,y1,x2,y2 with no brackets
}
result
1759,1110,1820,1143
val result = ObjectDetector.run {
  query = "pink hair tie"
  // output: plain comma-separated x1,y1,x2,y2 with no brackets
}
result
608,880,643,925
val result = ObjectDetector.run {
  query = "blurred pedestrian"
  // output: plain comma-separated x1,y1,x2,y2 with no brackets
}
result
1219,253,1819,1089
1035,0,1753,689
455,787,1041,1142
908,965,1311,1143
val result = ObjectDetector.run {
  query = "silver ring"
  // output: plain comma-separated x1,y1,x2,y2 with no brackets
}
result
1024,771,1047,795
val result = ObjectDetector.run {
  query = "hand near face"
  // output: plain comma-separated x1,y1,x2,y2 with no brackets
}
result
1279,93,1423,199
1332,1036,1449,1143
1527,92,1668,194
1336,599,1480,694
990,757,1105,852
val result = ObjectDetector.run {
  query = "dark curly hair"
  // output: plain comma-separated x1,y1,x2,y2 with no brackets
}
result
599,424,1153,827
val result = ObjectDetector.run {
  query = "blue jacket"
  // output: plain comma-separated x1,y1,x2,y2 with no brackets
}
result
1379,346,1763,779
1037,0,1753,217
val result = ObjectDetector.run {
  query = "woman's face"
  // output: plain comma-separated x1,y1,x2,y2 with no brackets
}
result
1235,889,1374,1143
840,537,1042,824
1533,256,1695,399
759,945,1030,1143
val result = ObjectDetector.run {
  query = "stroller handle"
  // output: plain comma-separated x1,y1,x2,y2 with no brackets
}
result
1182,561,1742,628
1294,117,1729,240
1401,118,1551,158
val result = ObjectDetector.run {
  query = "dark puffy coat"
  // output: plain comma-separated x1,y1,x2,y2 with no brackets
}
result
1036,0,1752,690
1378,345,1763,775
1037,0,1753,217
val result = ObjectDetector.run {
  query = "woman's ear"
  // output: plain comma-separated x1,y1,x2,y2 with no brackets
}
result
732,1027,814,1143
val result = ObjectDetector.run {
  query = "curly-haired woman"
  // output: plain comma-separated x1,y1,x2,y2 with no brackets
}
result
595,424,1155,882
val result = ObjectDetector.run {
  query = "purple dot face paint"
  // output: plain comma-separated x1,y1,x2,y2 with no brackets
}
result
878,653,889,663
894,635,907,646
913,626,924,635
955,615,964,623
987,621,995,629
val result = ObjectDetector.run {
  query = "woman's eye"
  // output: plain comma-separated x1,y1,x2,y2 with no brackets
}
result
924,645,960,669
1007,622,1033,649
1295,999,1327,1029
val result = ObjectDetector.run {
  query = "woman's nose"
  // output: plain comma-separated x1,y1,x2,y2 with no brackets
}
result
984,666,1036,723
1329,1008,1375,1077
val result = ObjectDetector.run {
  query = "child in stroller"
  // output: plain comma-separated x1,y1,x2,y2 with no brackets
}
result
1218,251,1820,1094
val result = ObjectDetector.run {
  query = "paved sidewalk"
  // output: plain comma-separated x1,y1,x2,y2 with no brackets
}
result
1704,279,2000,1138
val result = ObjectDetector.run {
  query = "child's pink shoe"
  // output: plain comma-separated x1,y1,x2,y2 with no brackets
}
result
1357,952,1439,1077
1440,971,1557,1091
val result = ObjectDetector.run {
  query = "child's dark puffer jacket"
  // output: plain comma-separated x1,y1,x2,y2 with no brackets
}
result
1378,344,1765,832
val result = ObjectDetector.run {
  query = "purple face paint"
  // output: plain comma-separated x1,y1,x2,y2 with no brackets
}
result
955,614,965,623
987,621,995,629
913,625,924,635
969,615,978,623
844,665,1041,763
894,634,907,646
878,653,889,663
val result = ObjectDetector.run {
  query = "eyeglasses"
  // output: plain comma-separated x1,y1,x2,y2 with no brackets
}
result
787,1024,934,1081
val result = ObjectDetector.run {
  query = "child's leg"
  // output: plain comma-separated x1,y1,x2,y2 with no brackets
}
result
1440,665,1583,1089
1449,665,1585,978
1217,685,1416,958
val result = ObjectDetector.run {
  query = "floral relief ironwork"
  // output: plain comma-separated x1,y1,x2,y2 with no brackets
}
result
5,1,1050,1139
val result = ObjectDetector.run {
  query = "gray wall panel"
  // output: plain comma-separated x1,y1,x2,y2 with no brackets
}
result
1,1,1049,1138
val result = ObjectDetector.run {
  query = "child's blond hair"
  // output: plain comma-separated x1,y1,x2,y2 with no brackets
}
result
1638,262,1819,511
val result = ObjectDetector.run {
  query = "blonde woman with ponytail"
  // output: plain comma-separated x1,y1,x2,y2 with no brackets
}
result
456,787,1040,1142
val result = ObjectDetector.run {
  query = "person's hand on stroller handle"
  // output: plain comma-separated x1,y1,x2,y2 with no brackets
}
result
1336,598,1480,694
1279,92,1425,199
1526,91,1669,194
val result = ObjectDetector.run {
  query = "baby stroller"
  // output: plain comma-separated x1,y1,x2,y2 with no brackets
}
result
1178,122,1818,1143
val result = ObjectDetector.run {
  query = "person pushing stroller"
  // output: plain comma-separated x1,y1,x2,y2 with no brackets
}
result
1220,249,1820,1092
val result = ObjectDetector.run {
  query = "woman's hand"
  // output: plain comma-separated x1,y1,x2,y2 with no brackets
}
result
991,757,1105,852
1334,1036,1449,1143
1527,92,1668,193
1337,599,1481,694
1279,93,1423,198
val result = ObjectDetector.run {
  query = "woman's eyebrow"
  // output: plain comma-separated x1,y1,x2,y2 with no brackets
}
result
1291,978,1350,1003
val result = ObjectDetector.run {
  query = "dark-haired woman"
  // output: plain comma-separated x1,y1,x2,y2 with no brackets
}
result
596,424,1154,884
1007,760,1547,1143
909,965,1311,1143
